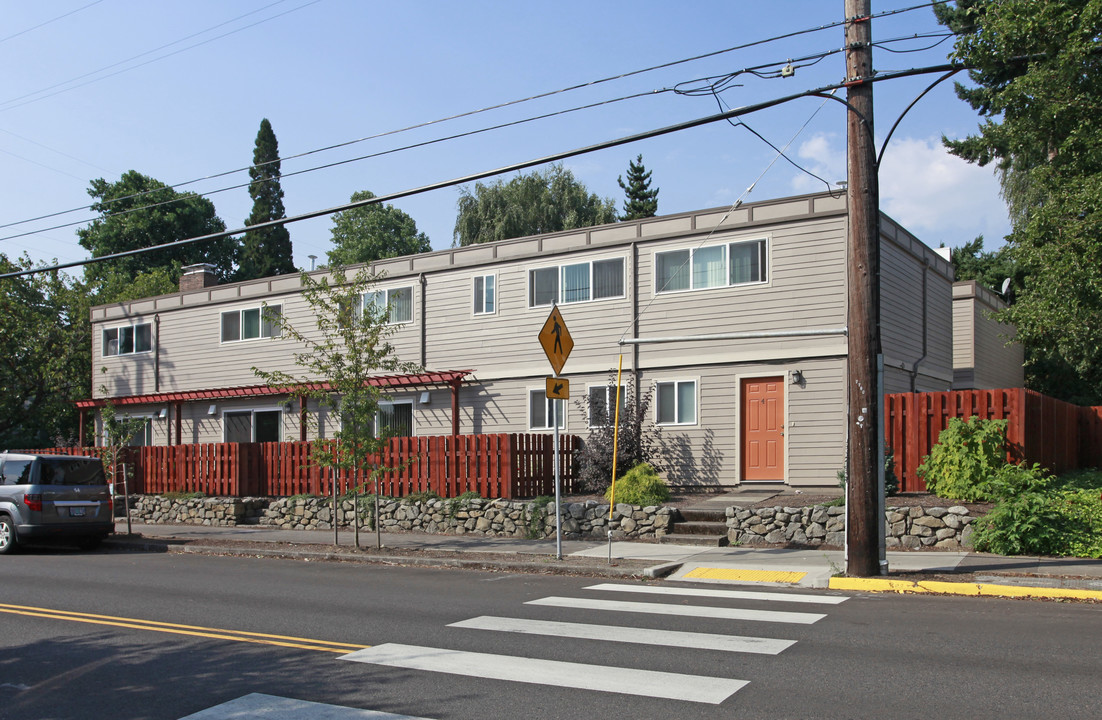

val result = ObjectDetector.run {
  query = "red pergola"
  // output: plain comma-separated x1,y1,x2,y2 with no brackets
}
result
76,370,473,446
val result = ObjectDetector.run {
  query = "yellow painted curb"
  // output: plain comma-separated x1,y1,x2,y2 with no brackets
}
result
828,576,1102,601
684,567,808,583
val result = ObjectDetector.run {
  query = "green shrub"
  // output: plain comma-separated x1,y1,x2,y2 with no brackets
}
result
917,416,1009,501
605,462,669,506
973,487,1102,558
981,462,1055,500
161,491,204,501
402,490,441,504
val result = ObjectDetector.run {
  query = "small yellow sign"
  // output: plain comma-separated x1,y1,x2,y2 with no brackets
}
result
546,377,570,400
538,305,573,375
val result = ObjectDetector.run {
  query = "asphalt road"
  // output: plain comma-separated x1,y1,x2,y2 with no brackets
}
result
1,546,1099,720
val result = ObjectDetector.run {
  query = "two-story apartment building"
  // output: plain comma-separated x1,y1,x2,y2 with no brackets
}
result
84,191,960,490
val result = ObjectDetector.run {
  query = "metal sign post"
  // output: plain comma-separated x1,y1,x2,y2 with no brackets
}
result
538,306,573,561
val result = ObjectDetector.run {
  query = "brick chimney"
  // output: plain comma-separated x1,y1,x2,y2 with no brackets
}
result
180,263,217,292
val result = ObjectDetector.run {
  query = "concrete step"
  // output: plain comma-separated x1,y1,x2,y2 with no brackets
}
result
678,508,728,523
670,520,729,535
661,533,729,547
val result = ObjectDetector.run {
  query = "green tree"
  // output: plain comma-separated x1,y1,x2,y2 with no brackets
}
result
453,163,616,246
252,264,420,548
936,0,1102,404
0,255,90,448
326,191,431,266
238,118,294,280
77,171,234,286
948,236,1023,301
617,154,659,220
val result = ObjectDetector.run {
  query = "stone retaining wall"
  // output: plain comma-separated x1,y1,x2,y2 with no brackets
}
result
122,495,269,526
123,495,977,548
727,504,976,549
124,495,671,540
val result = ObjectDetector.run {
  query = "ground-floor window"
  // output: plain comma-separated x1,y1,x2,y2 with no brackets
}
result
529,390,566,430
377,401,414,438
655,380,697,425
224,409,282,443
587,385,625,427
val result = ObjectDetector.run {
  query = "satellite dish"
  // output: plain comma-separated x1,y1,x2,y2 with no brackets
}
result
1000,278,1011,296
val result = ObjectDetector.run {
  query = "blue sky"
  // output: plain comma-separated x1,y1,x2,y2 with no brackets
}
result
0,0,1009,274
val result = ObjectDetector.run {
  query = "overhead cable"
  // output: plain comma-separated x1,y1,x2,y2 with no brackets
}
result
0,2,946,232
0,62,960,281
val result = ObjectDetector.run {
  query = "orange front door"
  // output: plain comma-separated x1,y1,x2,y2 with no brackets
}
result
741,377,785,481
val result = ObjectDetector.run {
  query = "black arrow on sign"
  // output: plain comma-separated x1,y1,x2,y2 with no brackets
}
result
553,382,564,395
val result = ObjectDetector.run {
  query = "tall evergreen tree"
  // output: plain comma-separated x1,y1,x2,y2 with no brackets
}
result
617,154,659,220
238,118,294,280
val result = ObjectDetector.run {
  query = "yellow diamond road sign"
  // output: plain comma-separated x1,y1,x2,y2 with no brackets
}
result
538,306,573,375
546,377,570,400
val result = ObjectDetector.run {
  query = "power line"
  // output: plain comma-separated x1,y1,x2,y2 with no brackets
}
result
0,3,945,233
0,88,667,244
0,1,105,45
0,62,960,281
0,0,316,113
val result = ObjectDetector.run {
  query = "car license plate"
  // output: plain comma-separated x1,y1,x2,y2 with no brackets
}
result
69,507,86,517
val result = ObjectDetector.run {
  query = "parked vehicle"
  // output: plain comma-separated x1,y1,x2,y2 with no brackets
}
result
0,453,113,554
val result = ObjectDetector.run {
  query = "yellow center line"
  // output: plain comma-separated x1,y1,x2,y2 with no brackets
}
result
0,603,369,654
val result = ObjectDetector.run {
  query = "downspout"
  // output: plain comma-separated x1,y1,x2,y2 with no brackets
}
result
419,273,427,369
154,314,161,393
631,242,641,395
909,259,929,392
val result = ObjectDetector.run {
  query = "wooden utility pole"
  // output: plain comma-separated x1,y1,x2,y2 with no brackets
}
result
845,0,881,577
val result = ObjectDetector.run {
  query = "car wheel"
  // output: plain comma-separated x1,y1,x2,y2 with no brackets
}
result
0,516,16,555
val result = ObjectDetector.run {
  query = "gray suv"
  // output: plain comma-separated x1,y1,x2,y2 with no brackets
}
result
0,453,114,554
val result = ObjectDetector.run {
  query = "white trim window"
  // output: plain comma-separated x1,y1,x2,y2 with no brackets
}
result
587,384,626,427
223,409,282,443
528,258,624,308
377,401,414,437
473,274,496,315
529,389,566,430
363,287,413,325
102,415,153,446
221,304,282,343
339,400,415,438
103,323,152,356
655,380,697,425
655,238,767,294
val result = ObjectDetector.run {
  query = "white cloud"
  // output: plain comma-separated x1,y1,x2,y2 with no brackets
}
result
787,133,1011,250
790,132,845,192
878,136,1011,249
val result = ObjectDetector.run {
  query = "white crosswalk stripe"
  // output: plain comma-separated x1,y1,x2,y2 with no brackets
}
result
340,583,838,704
448,615,796,654
583,582,849,605
341,644,748,704
526,595,827,624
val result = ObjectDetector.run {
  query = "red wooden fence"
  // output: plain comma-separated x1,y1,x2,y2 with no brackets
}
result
885,388,1102,492
22,433,578,499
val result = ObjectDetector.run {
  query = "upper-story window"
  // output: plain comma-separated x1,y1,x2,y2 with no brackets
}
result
473,275,496,315
655,239,767,294
528,258,624,308
103,323,152,356
363,287,413,325
221,304,282,343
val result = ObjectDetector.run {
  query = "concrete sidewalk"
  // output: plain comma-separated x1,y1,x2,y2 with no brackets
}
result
105,522,1102,600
